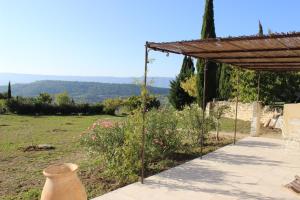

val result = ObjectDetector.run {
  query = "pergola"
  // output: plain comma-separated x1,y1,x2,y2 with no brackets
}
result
140,32,300,183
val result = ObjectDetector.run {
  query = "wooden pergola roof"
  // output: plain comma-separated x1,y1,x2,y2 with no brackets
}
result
147,32,300,71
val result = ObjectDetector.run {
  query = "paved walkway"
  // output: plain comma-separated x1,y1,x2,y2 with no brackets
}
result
92,137,300,200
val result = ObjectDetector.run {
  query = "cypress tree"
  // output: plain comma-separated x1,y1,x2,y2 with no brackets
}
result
7,81,12,99
169,56,195,110
218,64,232,100
196,0,219,108
258,20,263,36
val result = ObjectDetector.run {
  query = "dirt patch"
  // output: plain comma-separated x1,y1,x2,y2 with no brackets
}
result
21,144,55,152
51,128,67,133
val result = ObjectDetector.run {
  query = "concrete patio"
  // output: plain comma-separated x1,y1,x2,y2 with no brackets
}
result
92,137,300,200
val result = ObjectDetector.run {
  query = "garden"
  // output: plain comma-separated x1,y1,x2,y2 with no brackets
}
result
0,101,249,200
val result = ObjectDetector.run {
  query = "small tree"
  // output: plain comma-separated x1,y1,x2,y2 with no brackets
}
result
55,92,71,105
37,93,53,104
210,104,230,141
7,81,12,99
178,104,215,146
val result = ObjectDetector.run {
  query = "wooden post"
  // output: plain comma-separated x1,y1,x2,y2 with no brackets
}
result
141,42,148,184
234,69,240,144
200,60,208,159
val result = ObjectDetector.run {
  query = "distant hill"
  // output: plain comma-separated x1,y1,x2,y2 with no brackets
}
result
0,80,169,103
0,73,173,88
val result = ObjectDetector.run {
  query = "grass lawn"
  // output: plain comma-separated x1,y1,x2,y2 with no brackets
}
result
0,114,123,200
0,114,250,200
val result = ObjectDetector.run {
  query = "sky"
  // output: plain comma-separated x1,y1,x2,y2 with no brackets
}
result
0,0,300,78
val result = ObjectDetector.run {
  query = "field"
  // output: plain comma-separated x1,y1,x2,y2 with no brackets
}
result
0,114,250,200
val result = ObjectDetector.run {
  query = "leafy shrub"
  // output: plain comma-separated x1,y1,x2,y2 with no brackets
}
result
210,104,230,140
176,104,215,146
124,95,160,112
81,108,181,183
36,93,53,104
102,98,124,115
0,92,8,99
0,99,7,113
55,92,71,105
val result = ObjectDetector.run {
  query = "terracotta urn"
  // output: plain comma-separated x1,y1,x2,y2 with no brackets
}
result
41,163,87,200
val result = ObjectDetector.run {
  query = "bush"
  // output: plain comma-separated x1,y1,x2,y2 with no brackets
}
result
55,92,71,105
102,98,124,115
81,108,181,183
0,99,7,113
124,95,160,112
176,104,215,146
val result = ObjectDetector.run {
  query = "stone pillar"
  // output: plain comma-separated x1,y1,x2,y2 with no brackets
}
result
250,101,262,137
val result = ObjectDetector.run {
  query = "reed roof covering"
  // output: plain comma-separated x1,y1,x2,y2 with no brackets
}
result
147,32,300,71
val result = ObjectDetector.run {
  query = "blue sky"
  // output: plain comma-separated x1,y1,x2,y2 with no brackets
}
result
0,0,300,78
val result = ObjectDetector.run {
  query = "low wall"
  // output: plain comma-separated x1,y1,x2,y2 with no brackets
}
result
282,103,300,138
207,101,274,123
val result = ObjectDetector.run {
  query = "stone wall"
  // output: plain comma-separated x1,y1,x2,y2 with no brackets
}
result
207,101,275,123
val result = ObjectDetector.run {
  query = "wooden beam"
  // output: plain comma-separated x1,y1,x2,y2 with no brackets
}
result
185,47,300,55
199,55,300,60
224,61,300,64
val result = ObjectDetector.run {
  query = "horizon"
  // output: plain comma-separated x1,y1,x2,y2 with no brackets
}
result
0,72,174,87
0,72,173,78
1,0,300,77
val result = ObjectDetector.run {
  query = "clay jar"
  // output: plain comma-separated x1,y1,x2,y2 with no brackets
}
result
41,163,87,200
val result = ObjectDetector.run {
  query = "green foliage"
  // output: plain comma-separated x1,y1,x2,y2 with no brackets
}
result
259,72,300,104
201,0,216,39
231,68,300,104
177,104,215,146
81,108,181,184
6,97,104,115
231,68,258,102
0,92,8,99
218,64,233,100
169,56,195,110
144,109,180,161
210,104,230,140
0,99,7,113
180,75,197,97
55,92,71,105
196,0,219,108
124,95,160,112
36,93,53,104
102,98,124,115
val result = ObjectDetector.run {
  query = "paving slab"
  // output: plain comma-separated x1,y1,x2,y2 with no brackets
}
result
92,137,300,200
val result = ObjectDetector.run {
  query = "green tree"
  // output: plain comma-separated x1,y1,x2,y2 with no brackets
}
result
218,64,232,100
7,81,12,99
196,0,219,108
55,92,71,105
169,56,195,110
37,93,53,104
258,20,263,36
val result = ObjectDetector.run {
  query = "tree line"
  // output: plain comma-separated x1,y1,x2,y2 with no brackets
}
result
0,82,160,115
